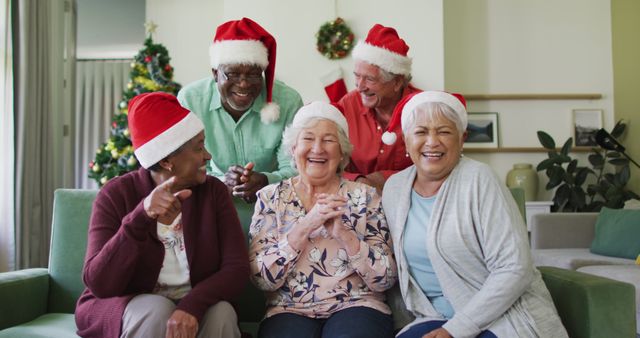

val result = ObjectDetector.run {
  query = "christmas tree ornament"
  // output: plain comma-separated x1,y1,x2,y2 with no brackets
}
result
144,21,158,35
127,156,137,167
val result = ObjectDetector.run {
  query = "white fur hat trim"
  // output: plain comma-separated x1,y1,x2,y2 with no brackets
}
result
401,91,468,132
292,101,348,135
352,41,412,76
209,39,268,68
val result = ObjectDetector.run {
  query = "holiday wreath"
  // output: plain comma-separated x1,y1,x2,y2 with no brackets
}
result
316,17,354,60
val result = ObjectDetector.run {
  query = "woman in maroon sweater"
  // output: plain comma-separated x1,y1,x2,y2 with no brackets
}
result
75,92,249,338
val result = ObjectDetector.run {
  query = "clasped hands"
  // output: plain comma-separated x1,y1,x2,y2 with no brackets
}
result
224,162,268,203
301,193,359,254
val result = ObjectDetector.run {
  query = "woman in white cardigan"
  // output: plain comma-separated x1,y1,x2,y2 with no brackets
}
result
380,91,567,338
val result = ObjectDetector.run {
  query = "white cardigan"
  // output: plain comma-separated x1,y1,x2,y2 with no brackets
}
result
382,158,567,338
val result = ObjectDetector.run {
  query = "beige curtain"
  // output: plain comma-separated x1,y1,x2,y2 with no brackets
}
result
75,60,130,189
0,0,14,272
14,0,76,269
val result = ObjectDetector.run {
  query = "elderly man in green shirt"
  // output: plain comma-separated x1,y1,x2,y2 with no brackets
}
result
178,17,303,214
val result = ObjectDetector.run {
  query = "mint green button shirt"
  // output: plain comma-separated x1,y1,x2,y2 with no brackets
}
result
177,77,303,184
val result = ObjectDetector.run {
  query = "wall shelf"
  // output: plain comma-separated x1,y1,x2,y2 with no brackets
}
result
464,147,593,153
461,94,602,152
465,94,602,100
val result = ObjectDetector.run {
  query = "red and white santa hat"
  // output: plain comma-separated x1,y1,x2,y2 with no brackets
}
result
128,92,204,168
381,91,467,145
291,101,349,136
209,17,279,124
352,24,412,76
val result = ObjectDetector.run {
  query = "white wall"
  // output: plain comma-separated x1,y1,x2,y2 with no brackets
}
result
146,0,223,85
445,0,614,200
146,0,444,102
77,0,145,58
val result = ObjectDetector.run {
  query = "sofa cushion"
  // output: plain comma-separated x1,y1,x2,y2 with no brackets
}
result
577,265,640,334
590,207,640,260
539,266,637,338
48,189,97,314
532,248,635,270
0,313,79,338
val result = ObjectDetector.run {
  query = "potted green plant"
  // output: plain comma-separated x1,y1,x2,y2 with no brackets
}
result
536,120,639,212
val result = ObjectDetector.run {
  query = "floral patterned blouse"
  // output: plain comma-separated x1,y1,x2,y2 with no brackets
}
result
249,178,397,319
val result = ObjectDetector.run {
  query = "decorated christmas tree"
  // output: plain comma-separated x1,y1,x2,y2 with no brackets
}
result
89,23,181,186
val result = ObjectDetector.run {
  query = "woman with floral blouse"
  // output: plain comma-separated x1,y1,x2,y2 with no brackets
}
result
248,101,398,338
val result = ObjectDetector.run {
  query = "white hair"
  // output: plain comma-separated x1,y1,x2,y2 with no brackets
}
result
378,66,412,84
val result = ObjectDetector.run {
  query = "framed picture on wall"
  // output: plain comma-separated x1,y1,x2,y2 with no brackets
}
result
573,109,603,147
465,112,499,148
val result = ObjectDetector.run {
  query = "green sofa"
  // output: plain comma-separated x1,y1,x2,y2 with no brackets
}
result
0,189,636,338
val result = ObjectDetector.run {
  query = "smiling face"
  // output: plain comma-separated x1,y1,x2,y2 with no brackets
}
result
165,131,211,189
353,60,403,112
214,63,264,117
405,110,466,188
292,119,343,186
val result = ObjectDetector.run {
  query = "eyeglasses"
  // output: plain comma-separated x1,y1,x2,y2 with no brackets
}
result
219,70,263,84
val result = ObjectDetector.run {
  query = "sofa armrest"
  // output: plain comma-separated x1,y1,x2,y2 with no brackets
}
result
530,213,598,249
0,268,50,330
539,266,636,338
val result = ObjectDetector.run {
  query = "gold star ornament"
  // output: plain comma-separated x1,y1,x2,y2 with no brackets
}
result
144,21,158,35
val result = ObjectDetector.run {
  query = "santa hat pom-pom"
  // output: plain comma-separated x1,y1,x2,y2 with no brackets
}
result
260,102,280,124
381,131,397,145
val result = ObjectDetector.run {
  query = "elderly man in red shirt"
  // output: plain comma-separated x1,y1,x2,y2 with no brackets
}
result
336,24,421,193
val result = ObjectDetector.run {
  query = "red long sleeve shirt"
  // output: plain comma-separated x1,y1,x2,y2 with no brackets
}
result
336,85,421,181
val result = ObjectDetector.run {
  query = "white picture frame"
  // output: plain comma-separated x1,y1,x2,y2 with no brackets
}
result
465,112,499,148
573,109,603,147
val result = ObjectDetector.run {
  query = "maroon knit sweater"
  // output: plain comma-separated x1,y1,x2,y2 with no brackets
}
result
75,167,249,338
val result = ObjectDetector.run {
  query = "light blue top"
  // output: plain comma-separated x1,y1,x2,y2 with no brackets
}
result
177,77,303,184
403,189,454,319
